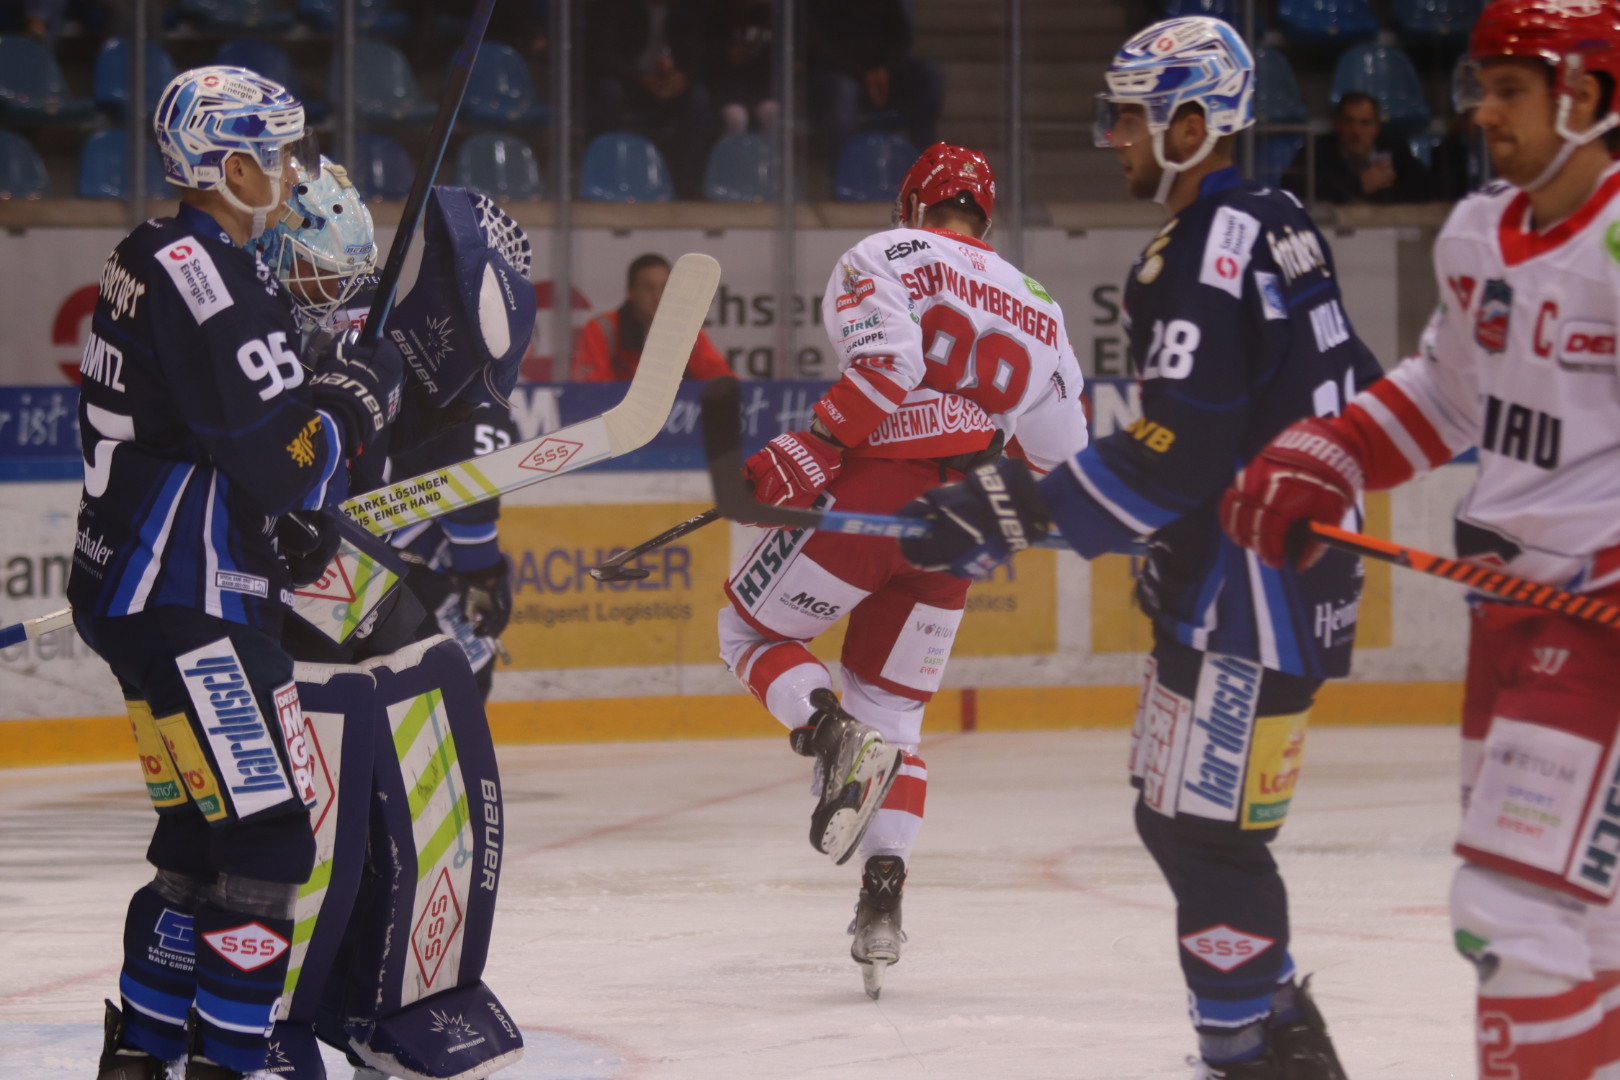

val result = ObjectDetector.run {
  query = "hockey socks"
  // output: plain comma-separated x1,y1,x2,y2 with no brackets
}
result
191,888,297,1075
117,878,202,1063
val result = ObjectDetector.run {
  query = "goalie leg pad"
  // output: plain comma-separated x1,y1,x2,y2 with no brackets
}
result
346,980,523,1080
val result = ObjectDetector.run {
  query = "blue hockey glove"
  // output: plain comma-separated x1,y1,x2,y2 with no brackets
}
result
898,459,1052,579
276,509,343,589
311,332,404,458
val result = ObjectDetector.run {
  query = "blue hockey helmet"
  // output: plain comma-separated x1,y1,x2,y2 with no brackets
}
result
154,66,305,238
259,154,377,330
1095,16,1254,201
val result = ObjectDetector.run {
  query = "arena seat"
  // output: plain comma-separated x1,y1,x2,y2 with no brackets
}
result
353,132,414,200
215,40,327,124
0,131,49,198
456,132,544,201
77,130,170,200
703,134,776,202
298,0,410,35
465,43,550,127
343,41,436,124
0,36,96,125
1255,47,1309,125
1394,0,1482,42
93,39,178,121
834,133,917,202
1162,0,1260,30
178,0,296,34
1257,134,1306,188
579,133,674,203
1332,43,1432,132
1277,0,1380,42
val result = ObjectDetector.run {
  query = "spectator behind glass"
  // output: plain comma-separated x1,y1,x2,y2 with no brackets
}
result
1283,91,1431,205
712,0,777,137
572,253,731,382
807,0,943,174
584,0,720,199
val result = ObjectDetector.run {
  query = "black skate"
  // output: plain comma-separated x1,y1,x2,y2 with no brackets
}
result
797,689,903,865
848,855,907,1000
95,999,172,1080
181,1009,278,1080
1270,977,1349,1080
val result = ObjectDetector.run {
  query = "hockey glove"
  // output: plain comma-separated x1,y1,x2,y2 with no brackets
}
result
276,509,343,589
311,332,404,459
744,429,843,510
1221,417,1366,570
452,554,514,638
897,459,1052,579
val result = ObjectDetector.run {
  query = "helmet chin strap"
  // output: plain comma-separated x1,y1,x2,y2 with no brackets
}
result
219,174,283,242
1518,95,1620,194
1151,127,1222,204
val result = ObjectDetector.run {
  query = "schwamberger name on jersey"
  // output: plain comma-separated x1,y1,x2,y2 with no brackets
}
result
898,263,1061,347
176,639,292,817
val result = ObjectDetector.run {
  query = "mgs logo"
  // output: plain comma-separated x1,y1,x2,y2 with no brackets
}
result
783,591,840,618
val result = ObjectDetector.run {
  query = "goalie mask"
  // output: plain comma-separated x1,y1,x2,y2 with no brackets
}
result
258,154,378,331
387,187,535,409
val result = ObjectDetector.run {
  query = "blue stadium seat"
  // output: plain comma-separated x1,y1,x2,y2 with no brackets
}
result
342,40,436,124
834,133,917,202
179,0,296,34
1255,47,1309,126
1278,0,1380,42
1332,43,1432,132
0,131,49,198
579,133,674,202
77,130,170,199
93,39,178,120
0,36,96,124
215,40,327,124
1257,134,1306,188
1394,0,1482,42
1163,0,1261,30
455,132,544,200
353,133,414,200
465,42,549,127
298,0,409,35
704,134,776,202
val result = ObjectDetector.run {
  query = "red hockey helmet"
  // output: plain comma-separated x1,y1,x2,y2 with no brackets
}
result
893,142,996,229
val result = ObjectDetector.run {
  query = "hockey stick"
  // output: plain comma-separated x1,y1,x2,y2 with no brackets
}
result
698,377,1620,627
0,607,71,650
588,507,721,582
357,0,498,345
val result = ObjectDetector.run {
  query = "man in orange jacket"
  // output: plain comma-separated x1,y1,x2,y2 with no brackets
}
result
572,252,731,381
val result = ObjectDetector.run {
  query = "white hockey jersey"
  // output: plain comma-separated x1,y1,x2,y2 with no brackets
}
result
815,227,1089,472
1345,167,1620,592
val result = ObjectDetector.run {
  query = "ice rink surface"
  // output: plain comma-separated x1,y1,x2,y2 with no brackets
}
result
0,725,1475,1079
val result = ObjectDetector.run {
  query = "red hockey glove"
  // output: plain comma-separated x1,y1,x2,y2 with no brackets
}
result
1221,417,1366,570
744,429,843,509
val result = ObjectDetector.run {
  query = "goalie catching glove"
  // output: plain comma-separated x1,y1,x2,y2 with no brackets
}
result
311,331,404,459
745,427,844,510
898,459,1051,579
1221,417,1366,569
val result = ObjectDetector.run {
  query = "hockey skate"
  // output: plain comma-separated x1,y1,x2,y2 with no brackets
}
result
180,1010,278,1080
848,855,907,1000
95,999,177,1080
1270,977,1348,1080
795,689,903,865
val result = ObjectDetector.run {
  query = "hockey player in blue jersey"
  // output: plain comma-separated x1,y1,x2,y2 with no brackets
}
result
897,18,1382,1079
75,67,402,1080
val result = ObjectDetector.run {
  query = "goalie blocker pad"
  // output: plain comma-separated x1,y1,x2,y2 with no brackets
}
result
388,186,535,409
270,635,518,1078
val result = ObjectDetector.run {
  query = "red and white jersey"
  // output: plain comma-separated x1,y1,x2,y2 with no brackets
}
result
1344,167,1620,592
814,226,1089,473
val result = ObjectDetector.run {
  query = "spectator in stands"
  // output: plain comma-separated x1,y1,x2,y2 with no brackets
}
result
807,0,943,173
1284,91,1430,205
584,0,719,199
712,0,777,137
572,253,731,381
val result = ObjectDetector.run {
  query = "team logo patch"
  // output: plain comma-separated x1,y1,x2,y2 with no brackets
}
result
1475,279,1514,354
202,921,289,972
1180,924,1275,971
518,438,583,473
1254,271,1287,321
835,262,876,312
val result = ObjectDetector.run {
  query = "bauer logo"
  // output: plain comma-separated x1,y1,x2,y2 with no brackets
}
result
518,437,584,474
176,640,291,819
155,238,234,324
202,921,289,972
1180,924,1275,972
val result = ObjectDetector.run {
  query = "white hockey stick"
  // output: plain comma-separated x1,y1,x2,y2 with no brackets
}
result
2,253,722,648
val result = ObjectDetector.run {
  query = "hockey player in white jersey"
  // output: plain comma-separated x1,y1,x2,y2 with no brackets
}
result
1221,2,1620,1077
718,142,1089,999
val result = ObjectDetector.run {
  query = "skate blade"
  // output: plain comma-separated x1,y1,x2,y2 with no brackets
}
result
862,959,888,1000
824,744,904,866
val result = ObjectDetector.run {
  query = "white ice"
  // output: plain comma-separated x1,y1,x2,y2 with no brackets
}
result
0,726,1474,1079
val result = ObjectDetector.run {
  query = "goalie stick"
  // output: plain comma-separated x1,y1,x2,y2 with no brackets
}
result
697,376,1620,627
0,253,721,649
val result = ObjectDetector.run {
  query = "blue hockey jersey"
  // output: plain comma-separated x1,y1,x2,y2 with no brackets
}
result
1040,168,1385,678
69,204,345,629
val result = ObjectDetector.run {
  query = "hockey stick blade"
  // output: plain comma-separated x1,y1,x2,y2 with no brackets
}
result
589,507,721,582
1308,522,1620,627
0,607,72,650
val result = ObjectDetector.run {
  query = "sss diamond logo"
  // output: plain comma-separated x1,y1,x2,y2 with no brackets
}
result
518,438,583,473
1180,924,1275,971
202,921,289,972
